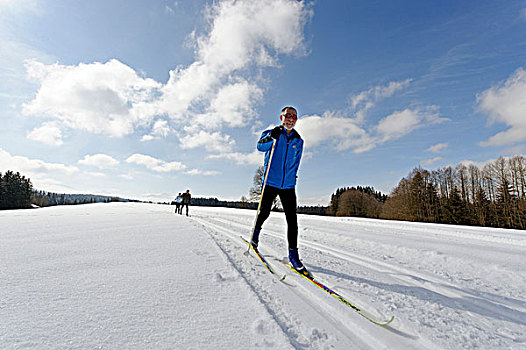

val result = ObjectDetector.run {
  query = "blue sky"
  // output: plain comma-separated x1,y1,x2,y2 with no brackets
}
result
1,0,526,205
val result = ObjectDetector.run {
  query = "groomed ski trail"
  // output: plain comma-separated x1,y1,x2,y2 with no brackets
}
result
190,206,526,349
192,213,423,349
197,212,526,324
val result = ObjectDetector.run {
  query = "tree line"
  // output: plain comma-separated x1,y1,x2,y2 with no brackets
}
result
32,191,132,207
188,196,258,209
328,156,526,230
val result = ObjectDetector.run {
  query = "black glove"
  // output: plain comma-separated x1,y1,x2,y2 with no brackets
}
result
270,126,282,140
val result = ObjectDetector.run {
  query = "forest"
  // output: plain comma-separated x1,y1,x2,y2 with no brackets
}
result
330,156,526,230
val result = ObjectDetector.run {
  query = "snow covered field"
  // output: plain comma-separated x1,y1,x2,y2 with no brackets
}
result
1,203,525,349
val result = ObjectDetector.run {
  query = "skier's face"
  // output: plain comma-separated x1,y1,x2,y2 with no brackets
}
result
280,108,297,130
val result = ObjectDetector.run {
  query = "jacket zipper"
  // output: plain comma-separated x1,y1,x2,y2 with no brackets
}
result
281,137,290,188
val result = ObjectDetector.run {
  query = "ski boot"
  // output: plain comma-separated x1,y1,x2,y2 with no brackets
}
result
289,248,312,278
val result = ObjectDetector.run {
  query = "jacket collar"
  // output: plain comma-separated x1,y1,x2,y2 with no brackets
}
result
286,128,301,140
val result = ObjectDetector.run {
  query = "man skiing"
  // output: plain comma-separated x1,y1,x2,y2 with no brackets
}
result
250,106,308,276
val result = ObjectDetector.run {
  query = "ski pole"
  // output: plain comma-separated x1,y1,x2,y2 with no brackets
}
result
246,139,277,254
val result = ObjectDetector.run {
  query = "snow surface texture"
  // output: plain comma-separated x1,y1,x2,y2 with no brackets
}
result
1,203,525,349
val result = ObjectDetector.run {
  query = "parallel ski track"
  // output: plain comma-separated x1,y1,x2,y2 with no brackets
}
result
192,215,408,350
206,218,526,316
196,216,401,317
195,214,526,326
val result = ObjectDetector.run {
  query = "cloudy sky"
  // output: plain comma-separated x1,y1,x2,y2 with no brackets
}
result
1,0,525,205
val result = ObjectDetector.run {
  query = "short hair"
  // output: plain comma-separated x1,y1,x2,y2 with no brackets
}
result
281,106,297,115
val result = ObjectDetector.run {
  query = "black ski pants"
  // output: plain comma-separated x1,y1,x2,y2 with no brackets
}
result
255,185,298,250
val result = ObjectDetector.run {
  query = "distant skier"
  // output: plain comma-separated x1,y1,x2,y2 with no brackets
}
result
181,189,191,216
250,106,308,276
175,193,183,214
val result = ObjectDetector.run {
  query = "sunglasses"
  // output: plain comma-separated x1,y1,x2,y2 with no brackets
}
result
281,113,297,120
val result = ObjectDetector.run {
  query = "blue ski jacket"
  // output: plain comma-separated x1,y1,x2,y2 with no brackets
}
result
257,126,303,189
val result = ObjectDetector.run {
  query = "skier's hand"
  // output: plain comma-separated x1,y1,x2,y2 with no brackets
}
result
270,126,282,140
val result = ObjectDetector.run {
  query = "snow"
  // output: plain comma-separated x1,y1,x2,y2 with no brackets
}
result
1,203,525,349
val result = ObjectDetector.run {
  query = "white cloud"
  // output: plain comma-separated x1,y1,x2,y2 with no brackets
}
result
20,0,311,157
200,80,263,128
349,79,412,122
426,143,448,153
141,119,172,141
157,0,310,126
294,79,444,154
185,169,221,176
0,147,79,176
141,135,154,142
420,157,443,167
295,106,444,154
208,150,263,166
198,0,309,71
26,122,63,146
153,161,185,172
376,109,422,141
477,67,526,146
179,130,236,153
22,59,161,138
125,153,186,172
295,113,374,152
377,107,445,142
78,154,119,169
151,120,171,137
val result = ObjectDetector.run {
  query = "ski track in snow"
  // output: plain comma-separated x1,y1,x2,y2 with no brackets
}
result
1,203,525,349
191,206,526,350
193,215,395,350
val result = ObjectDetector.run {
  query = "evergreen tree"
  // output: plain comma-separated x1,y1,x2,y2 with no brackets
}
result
327,187,342,215
0,171,33,209
409,170,426,221
442,187,470,225
474,186,491,227
495,177,513,228
424,181,441,222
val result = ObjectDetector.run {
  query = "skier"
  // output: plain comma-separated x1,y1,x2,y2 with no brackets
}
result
175,193,183,214
181,189,191,216
250,106,309,276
